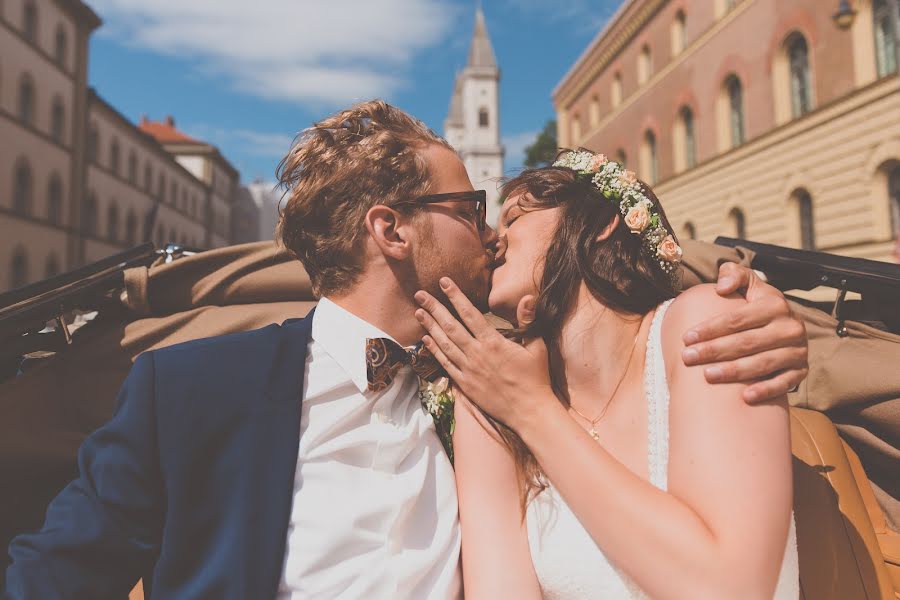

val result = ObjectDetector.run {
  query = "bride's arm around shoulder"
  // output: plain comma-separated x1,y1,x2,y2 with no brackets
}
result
453,392,543,600
662,284,793,597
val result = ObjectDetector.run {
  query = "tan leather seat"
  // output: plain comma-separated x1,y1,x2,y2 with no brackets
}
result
791,407,896,599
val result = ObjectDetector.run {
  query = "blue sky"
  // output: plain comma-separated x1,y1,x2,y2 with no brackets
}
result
87,0,621,184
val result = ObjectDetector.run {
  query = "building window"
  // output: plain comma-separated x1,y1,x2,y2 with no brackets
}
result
171,182,178,207
110,139,121,176
50,96,65,143
23,1,37,43
83,192,98,236
125,210,138,247
725,75,745,147
589,95,600,128
681,106,696,169
87,124,99,163
47,173,62,225
144,164,152,192
874,0,898,77
128,151,137,184
684,222,697,240
888,166,900,235
571,114,582,143
787,33,813,117
729,207,747,239
13,159,32,216
612,72,623,107
616,148,627,168
158,174,166,201
672,10,687,56
478,107,489,127
638,45,652,84
794,190,815,250
54,25,67,67
107,201,119,242
11,246,29,290
18,74,35,126
45,253,60,279
642,130,658,184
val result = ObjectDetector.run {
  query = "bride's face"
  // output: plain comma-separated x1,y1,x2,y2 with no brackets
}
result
488,193,561,323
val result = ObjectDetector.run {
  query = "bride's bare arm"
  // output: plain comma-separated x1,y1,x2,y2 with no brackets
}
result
453,393,542,600
512,288,792,600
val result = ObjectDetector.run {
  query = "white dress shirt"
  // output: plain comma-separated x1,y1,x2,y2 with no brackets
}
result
277,298,461,599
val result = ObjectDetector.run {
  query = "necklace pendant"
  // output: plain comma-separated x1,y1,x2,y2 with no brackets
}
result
588,428,601,441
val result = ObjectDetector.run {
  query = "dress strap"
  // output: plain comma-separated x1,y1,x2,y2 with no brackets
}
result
645,299,675,491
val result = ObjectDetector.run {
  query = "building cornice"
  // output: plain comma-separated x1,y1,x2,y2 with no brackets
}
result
52,0,102,31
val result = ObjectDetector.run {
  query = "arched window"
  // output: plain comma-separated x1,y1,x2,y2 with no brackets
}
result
11,246,29,290
726,75,745,147
791,189,815,250
672,10,687,56
157,174,166,201
478,107,489,127
107,201,119,242
45,253,60,279
87,124,99,163
54,25,67,67
589,95,600,127
638,45,652,84
616,148,627,168
13,159,32,216
83,191,98,236
46,173,62,224
110,139,121,175
144,163,152,191
23,1,38,43
787,33,813,117
125,210,138,247
50,96,65,143
571,114,582,143
128,151,137,183
18,74,35,126
684,221,697,240
874,0,898,77
681,106,696,169
729,207,747,239
642,130,658,184
888,166,900,236
612,72,623,107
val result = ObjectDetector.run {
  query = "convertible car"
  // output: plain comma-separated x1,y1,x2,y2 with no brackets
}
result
1,239,898,599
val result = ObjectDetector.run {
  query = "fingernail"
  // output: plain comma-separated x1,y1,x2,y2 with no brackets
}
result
682,348,699,364
414,310,425,322
705,366,723,381
440,277,451,289
683,330,699,345
414,291,426,304
718,277,734,290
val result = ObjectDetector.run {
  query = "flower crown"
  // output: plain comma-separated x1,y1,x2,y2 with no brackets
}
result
552,150,682,275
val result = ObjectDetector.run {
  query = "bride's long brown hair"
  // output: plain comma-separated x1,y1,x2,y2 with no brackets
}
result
490,156,679,514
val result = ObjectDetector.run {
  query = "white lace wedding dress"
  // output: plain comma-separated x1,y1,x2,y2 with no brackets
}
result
525,300,799,599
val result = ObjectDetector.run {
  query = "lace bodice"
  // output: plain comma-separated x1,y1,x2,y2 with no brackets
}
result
525,300,799,599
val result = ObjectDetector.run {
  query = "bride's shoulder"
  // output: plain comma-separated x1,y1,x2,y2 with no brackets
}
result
658,284,748,361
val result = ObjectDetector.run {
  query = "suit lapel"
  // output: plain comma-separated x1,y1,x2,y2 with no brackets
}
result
246,311,314,599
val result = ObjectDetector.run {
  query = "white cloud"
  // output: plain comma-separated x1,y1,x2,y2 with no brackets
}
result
91,0,457,105
184,125,296,158
503,130,538,172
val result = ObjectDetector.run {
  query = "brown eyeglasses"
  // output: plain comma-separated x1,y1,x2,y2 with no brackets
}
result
395,190,488,232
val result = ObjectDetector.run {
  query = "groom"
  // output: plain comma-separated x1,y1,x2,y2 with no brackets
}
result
5,100,808,599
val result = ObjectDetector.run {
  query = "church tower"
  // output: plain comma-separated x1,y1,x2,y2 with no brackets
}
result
444,7,504,227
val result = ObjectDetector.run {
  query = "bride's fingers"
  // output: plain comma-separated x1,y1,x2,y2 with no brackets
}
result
422,335,464,383
415,290,476,352
416,308,468,368
437,278,494,340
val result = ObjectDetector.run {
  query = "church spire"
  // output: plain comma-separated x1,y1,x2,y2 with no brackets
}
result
466,5,497,69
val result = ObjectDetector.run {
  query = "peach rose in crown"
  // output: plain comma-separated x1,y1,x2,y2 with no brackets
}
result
589,154,609,172
657,235,683,262
624,204,650,233
618,170,638,187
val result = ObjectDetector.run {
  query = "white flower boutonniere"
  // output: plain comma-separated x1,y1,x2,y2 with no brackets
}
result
419,377,455,464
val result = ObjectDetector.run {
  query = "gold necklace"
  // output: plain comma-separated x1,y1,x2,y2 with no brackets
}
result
569,331,640,441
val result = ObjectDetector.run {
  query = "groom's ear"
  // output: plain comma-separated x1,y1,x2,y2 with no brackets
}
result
365,204,413,260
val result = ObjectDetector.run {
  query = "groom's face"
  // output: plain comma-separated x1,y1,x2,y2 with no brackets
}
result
412,144,498,312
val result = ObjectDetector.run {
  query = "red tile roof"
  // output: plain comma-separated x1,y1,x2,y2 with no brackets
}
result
138,115,200,144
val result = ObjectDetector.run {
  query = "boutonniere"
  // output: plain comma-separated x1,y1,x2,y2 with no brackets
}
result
419,377,455,464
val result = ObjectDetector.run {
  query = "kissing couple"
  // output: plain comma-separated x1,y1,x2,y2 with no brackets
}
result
6,101,807,599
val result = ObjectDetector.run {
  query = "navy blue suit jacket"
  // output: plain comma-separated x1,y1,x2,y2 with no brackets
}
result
5,313,314,599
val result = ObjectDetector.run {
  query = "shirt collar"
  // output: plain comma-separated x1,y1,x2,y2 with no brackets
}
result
311,297,399,394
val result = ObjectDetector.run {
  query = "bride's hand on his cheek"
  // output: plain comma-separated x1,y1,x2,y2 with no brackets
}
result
414,277,554,428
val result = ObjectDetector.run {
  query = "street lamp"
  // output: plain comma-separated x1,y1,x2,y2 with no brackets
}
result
832,0,857,30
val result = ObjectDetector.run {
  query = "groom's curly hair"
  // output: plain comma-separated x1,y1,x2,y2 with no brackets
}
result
276,100,452,297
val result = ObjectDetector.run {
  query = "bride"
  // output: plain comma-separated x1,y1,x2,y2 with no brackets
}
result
413,150,798,599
